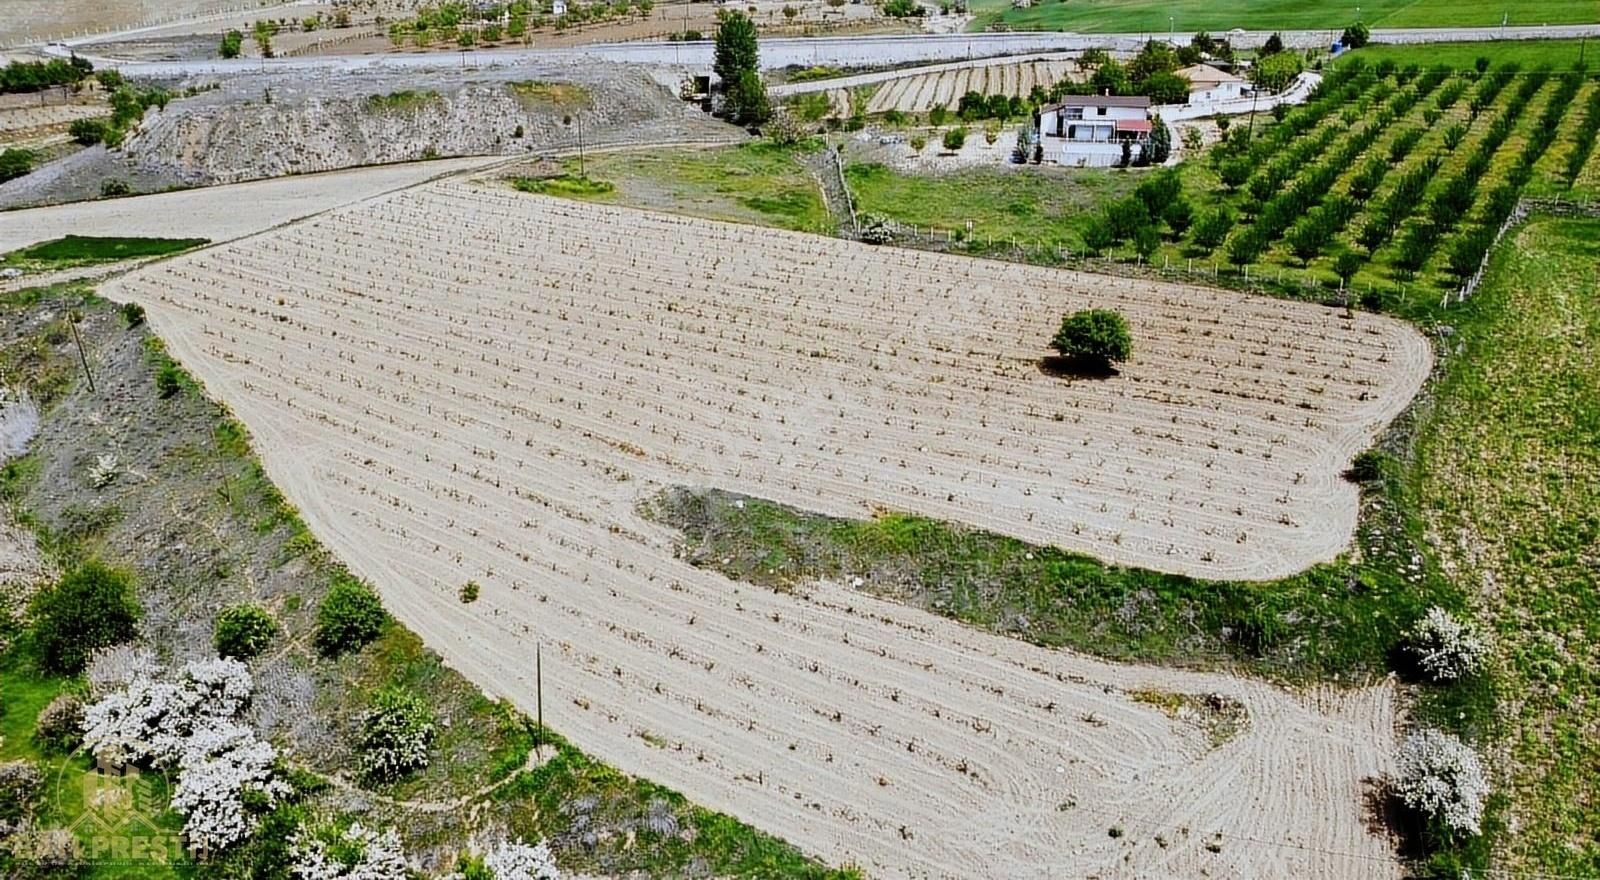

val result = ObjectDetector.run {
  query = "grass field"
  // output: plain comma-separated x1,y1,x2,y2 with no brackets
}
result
1411,215,1600,875
1339,38,1598,70
972,0,1599,34
529,142,835,234
2,236,208,268
845,161,1138,254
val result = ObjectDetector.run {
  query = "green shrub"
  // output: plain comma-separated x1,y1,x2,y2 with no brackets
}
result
119,302,146,328
0,147,35,183
941,126,966,151
155,362,183,398
1050,309,1132,367
459,581,480,603
1345,449,1391,482
315,575,387,657
99,179,131,198
214,603,280,659
68,118,109,146
28,561,140,674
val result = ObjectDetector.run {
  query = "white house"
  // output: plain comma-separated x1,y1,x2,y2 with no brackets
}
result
551,0,567,15
1175,64,1247,104
1036,95,1151,167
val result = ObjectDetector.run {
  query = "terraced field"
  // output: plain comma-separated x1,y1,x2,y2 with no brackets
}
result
864,58,1083,114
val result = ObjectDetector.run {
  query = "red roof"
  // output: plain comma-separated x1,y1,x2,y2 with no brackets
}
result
1115,119,1153,132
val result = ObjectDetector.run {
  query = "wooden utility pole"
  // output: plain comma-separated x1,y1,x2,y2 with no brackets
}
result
68,311,94,393
535,641,544,752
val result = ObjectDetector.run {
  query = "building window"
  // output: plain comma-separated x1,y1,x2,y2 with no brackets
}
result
1096,106,1107,116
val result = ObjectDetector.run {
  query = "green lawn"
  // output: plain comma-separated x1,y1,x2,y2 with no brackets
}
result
845,161,1139,255
973,0,1598,33
2,236,209,268
526,142,835,234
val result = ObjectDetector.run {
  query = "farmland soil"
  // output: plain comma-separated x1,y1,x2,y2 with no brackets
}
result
104,182,1426,878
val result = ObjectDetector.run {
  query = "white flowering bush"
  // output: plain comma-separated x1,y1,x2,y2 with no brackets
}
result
82,655,289,852
289,823,410,880
1407,606,1489,682
170,721,291,852
1393,728,1489,836
356,689,435,783
484,838,561,880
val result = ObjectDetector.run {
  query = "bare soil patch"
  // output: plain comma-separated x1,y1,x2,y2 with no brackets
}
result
103,185,1421,878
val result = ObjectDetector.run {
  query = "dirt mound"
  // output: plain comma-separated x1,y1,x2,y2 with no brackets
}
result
122,67,720,185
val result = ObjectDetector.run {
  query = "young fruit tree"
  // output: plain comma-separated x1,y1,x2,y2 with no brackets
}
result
1050,310,1132,369
1393,729,1489,837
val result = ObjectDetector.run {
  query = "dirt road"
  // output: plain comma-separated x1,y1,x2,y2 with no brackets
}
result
104,182,1420,877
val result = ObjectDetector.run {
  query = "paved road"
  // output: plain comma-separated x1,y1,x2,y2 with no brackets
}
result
47,24,1600,76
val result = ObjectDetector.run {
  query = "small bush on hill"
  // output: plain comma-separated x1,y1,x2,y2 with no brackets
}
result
34,695,85,754
315,575,387,657
214,604,279,659
1406,607,1489,682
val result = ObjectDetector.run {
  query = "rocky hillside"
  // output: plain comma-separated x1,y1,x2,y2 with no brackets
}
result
124,67,718,184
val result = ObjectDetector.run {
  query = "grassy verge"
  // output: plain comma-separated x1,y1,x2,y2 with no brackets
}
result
515,142,835,234
844,161,1139,254
2,236,209,268
969,0,1598,33
507,80,591,109
364,89,441,113
0,284,853,879
511,173,616,197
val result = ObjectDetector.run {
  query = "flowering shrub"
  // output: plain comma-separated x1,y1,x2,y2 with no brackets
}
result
1394,728,1489,836
289,823,409,879
356,689,435,783
82,656,289,852
170,721,291,852
83,657,253,768
34,694,84,753
1406,606,1489,682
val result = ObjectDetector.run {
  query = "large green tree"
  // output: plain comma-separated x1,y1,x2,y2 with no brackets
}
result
713,10,758,85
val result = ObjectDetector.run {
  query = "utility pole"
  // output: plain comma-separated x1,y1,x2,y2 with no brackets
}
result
67,310,94,393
